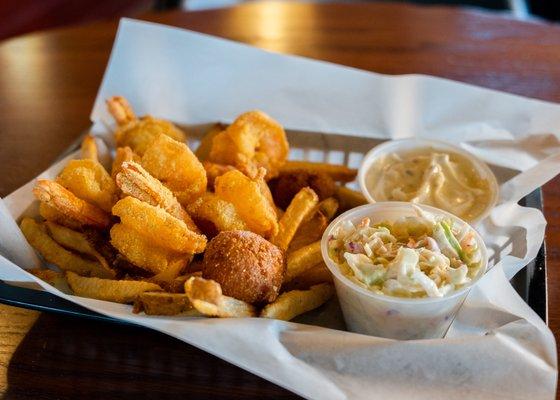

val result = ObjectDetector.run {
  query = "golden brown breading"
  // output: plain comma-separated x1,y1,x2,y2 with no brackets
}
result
208,111,289,180
186,192,248,238
112,196,206,254
106,96,187,155
116,161,200,233
141,134,207,205
214,169,278,238
33,180,110,229
56,159,118,212
202,231,284,304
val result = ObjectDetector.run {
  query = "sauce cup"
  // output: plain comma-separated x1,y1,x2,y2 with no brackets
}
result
321,202,488,340
357,138,499,225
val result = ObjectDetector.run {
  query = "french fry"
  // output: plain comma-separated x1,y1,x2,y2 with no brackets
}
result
149,257,193,286
334,186,368,211
20,218,112,278
33,180,110,229
28,268,66,286
67,271,162,303
133,292,198,316
280,161,357,182
315,197,339,221
282,262,333,291
260,283,334,321
80,134,98,161
184,277,256,318
284,241,323,283
271,187,318,251
45,221,116,278
288,212,328,252
159,272,202,293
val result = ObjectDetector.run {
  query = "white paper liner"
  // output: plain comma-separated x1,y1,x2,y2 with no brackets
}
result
0,19,557,399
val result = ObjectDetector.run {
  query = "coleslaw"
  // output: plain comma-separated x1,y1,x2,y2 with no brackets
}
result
327,208,483,298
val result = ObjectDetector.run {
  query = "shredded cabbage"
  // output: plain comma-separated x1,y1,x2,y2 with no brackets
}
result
328,212,482,298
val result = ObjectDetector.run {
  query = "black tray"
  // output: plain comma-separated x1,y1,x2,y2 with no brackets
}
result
0,189,548,325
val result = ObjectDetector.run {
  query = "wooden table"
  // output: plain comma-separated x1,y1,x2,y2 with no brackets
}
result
1,2,559,398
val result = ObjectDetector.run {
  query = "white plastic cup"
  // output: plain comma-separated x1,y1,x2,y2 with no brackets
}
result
357,138,499,225
321,202,488,340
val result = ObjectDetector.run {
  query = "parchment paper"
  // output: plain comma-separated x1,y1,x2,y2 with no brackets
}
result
0,19,558,399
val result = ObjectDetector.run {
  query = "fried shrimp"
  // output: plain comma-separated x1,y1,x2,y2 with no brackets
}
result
202,161,235,189
33,180,110,229
111,146,140,179
208,111,289,180
110,223,189,274
81,134,98,161
141,134,207,205
195,123,226,161
214,168,278,238
115,161,200,232
186,192,248,238
39,202,83,230
112,196,206,254
106,96,187,155
56,159,118,212
106,96,136,125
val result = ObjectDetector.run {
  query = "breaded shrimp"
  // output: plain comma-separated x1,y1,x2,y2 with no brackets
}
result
56,159,118,212
141,134,207,205
33,180,110,229
111,146,140,179
106,96,135,126
214,168,278,238
208,111,289,180
80,134,98,161
106,96,186,155
115,161,200,233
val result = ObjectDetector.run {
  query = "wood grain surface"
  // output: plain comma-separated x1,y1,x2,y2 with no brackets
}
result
0,2,559,398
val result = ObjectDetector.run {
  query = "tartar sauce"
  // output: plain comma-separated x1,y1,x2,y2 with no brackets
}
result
365,148,492,222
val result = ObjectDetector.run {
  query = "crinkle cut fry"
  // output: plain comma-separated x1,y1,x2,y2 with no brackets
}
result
33,180,110,229
116,161,200,233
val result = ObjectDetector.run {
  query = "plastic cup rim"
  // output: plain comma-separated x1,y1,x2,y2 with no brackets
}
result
320,201,489,306
356,137,499,225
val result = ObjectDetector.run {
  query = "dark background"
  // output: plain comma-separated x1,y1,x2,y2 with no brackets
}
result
0,0,559,42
